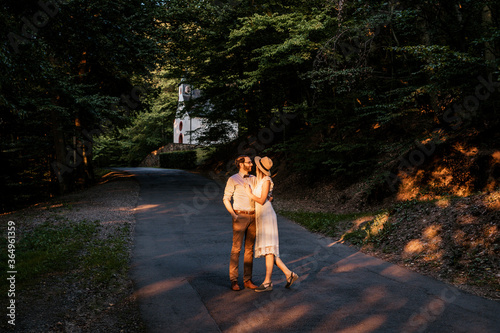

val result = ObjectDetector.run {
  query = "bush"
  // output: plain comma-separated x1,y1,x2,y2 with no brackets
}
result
159,150,197,169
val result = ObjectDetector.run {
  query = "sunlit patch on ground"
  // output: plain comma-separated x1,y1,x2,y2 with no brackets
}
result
435,198,450,208
402,225,443,262
484,192,500,210
393,145,500,202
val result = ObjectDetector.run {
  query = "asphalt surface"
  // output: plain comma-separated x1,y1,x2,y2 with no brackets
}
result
118,167,500,333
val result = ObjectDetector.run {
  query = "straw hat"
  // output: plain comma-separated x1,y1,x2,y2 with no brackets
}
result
255,156,273,176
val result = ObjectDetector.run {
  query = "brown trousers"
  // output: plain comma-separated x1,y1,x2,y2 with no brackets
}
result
229,213,256,282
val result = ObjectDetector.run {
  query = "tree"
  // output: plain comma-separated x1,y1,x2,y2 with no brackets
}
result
0,0,170,212
93,75,179,167
160,0,330,138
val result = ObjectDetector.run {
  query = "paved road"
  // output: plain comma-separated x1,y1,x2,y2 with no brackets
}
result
118,167,500,333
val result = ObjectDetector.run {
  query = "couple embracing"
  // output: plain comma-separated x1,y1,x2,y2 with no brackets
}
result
223,155,299,292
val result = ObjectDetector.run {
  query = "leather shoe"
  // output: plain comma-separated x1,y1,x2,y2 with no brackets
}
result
243,280,258,289
231,281,240,291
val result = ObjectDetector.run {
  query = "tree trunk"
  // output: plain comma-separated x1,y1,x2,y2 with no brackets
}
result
50,108,73,194
482,5,495,63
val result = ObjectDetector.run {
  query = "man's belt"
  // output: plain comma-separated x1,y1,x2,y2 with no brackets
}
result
234,210,255,215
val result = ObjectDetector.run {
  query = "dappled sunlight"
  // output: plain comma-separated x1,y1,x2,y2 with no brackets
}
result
154,249,191,259
335,215,376,244
394,144,499,201
352,216,375,229
338,212,390,244
362,285,388,304
134,204,160,211
430,166,454,189
379,265,415,282
403,225,443,261
276,304,313,327
98,171,135,184
368,212,389,237
453,143,478,157
337,315,386,333
48,203,64,209
457,214,477,225
231,303,312,332
334,253,386,273
319,285,406,332
486,225,498,238
288,253,320,266
492,151,500,163
423,225,440,239
133,278,185,299
404,239,425,257
484,191,500,210
400,297,451,333
454,225,492,250
396,170,424,201
453,229,467,244
435,198,450,208
396,164,474,200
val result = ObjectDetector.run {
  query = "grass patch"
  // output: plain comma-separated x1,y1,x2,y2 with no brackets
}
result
278,210,379,238
83,224,131,284
279,209,395,247
0,219,99,290
0,218,131,291
341,211,394,246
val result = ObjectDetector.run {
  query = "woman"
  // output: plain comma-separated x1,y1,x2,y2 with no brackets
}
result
244,156,298,292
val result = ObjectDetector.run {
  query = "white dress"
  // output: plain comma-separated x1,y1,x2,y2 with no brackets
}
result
254,176,280,258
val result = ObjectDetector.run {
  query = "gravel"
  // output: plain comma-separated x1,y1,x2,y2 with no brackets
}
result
0,171,145,332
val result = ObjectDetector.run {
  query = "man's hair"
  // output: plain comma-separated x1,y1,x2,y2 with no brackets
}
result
235,155,248,168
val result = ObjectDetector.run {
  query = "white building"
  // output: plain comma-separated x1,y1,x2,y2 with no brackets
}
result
173,82,237,145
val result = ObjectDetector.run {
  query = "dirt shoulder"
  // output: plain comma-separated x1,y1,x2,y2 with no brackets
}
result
0,171,145,332
270,174,500,301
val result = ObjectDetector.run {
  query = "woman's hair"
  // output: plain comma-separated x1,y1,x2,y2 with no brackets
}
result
255,165,267,182
235,155,248,168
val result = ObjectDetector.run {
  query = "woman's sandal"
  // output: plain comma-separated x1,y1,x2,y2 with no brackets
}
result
285,272,298,289
255,282,273,292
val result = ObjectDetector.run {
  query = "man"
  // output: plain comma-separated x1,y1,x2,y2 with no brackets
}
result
223,155,259,291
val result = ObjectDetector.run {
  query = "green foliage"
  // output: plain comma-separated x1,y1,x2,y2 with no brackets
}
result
1,0,171,210
341,212,395,246
279,210,375,238
93,107,175,167
0,217,132,291
228,11,329,90
83,224,130,284
159,150,197,169
92,75,178,167
3,0,500,208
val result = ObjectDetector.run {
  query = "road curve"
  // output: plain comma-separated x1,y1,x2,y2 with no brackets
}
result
117,167,500,333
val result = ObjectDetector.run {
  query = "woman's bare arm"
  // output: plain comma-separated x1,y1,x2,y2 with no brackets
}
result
245,180,270,205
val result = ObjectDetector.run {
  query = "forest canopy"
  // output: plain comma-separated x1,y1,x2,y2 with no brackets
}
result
1,0,499,212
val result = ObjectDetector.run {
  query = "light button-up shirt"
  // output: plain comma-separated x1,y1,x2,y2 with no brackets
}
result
223,172,256,211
